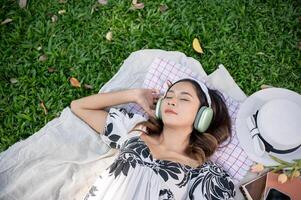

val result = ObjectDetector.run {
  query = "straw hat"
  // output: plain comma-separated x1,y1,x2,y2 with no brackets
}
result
236,88,301,166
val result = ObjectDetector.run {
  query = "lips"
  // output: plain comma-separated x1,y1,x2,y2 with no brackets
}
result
164,109,178,115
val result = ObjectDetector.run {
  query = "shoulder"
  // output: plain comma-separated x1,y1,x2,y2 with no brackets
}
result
107,107,146,128
100,107,147,149
111,107,146,119
189,161,235,199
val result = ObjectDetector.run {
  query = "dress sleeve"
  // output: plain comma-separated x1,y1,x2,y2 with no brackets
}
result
189,161,236,200
100,107,146,149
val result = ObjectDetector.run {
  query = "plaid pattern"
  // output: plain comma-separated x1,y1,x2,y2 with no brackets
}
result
123,57,253,184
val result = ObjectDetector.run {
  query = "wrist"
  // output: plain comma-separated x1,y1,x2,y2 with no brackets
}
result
127,88,139,103
131,88,140,103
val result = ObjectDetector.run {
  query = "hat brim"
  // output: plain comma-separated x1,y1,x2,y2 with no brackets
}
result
236,88,301,166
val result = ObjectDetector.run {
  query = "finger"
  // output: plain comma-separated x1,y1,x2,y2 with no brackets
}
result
152,98,158,103
151,89,160,95
167,80,172,87
150,104,156,110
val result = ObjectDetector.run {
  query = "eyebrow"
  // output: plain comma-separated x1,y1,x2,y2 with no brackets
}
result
167,90,193,98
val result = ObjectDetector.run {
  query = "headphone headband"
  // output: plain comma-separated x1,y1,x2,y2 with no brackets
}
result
172,77,212,107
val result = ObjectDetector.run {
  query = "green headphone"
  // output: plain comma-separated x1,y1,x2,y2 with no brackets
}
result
155,79,213,133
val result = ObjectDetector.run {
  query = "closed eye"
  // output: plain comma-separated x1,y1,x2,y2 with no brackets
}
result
165,97,189,101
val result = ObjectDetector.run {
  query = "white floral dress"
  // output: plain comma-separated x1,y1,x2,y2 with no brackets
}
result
84,107,235,200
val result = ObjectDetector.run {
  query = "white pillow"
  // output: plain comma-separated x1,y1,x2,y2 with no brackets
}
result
205,64,247,102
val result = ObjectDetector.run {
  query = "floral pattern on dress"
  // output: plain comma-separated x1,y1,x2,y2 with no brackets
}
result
87,107,235,200
189,161,236,200
159,188,175,200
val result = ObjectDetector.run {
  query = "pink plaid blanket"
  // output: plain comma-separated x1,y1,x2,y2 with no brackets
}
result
124,57,253,184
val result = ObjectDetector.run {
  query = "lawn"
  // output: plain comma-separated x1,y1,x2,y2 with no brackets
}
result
0,0,300,152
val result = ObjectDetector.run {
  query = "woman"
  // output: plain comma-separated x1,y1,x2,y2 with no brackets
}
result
71,78,235,200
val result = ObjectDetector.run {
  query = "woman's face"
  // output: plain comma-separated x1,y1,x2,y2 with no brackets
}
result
161,81,201,128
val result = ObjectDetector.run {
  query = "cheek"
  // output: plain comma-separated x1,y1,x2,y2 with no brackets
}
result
177,106,199,121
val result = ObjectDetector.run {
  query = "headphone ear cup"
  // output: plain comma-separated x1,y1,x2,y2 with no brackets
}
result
155,97,164,120
194,106,213,133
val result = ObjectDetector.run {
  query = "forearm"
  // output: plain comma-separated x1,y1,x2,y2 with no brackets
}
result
70,89,138,110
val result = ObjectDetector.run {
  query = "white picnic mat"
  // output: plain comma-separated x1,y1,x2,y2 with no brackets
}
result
0,49,252,200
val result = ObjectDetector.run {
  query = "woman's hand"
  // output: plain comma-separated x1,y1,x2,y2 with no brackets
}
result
134,88,161,118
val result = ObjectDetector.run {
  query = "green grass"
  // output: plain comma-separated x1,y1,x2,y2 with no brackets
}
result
0,0,300,152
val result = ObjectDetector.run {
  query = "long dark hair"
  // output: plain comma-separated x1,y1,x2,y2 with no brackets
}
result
130,79,232,164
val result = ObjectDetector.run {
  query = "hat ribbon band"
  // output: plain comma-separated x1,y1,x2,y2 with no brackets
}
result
257,133,301,154
250,110,301,154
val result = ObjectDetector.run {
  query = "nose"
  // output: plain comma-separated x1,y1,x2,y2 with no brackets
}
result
167,98,176,106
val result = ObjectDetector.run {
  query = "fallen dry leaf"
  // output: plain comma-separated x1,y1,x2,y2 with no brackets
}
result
106,31,112,41
70,77,81,88
192,38,203,54
1,18,13,25
133,2,144,9
40,101,48,115
59,0,67,3
260,84,274,90
98,0,108,5
19,0,27,8
132,0,144,9
278,173,288,184
48,67,56,73
159,4,168,13
58,9,66,15
51,15,58,23
298,41,301,50
39,55,48,62
84,84,93,89
10,78,18,84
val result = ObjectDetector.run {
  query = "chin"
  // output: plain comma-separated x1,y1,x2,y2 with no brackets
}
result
162,117,181,126
162,118,175,125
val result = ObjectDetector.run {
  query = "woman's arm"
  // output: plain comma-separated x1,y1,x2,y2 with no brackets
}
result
70,89,138,134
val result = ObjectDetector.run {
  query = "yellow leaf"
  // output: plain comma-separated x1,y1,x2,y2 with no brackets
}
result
38,55,48,62
40,101,48,115
106,31,112,41
132,0,144,9
98,0,107,5
133,3,144,9
19,0,27,8
51,15,58,23
48,67,56,73
10,78,18,84
260,84,274,90
1,18,13,25
70,77,81,88
84,84,93,89
58,9,66,15
159,4,168,13
192,38,203,54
